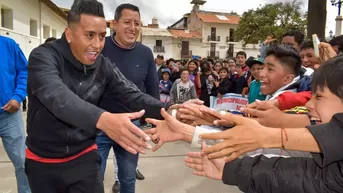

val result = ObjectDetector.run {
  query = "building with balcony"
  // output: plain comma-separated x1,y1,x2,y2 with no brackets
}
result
167,0,260,59
0,0,67,58
139,18,173,59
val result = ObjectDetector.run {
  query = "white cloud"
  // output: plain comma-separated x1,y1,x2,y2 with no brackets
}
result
52,0,338,36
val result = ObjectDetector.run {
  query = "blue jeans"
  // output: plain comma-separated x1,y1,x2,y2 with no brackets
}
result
0,111,31,193
96,120,140,193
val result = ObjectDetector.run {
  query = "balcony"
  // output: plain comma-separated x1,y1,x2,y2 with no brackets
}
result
207,35,220,42
153,46,165,53
181,50,192,59
207,51,219,58
226,36,236,43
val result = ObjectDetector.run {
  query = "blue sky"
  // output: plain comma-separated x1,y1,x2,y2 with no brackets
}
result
52,0,338,36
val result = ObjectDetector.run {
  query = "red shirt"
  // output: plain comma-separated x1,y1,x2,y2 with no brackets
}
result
277,91,312,110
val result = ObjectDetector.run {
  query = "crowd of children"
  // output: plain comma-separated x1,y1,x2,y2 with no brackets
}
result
156,51,262,107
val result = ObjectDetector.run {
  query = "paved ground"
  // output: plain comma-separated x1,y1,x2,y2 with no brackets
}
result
0,112,242,193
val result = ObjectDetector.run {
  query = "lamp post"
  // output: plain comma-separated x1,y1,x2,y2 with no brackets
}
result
331,0,343,16
332,0,343,35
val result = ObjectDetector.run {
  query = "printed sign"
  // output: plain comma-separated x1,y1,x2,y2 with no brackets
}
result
210,93,248,111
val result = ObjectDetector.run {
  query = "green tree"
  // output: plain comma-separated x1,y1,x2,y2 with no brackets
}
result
235,0,307,45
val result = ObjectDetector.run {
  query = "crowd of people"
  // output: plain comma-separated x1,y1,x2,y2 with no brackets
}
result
1,0,343,193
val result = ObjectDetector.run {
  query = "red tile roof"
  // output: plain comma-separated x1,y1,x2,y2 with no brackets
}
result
196,13,239,24
168,29,202,39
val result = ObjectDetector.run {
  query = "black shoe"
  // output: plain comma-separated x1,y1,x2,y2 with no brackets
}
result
112,181,120,193
136,169,145,180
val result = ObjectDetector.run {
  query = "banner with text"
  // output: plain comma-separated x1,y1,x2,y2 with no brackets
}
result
210,93,248,111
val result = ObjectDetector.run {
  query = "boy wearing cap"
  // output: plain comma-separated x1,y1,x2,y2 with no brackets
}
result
159,68,173,103
246,57,266,104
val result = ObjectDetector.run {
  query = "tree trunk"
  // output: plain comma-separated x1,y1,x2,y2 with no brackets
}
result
307,0,327,39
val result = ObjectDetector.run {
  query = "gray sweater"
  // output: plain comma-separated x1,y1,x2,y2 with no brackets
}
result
170,79,197,104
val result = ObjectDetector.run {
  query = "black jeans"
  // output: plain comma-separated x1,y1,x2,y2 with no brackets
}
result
25,150,104,193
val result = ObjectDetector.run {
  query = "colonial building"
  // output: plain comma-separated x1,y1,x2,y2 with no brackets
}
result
168,0,260,59
105,0,260,60
0,0,67,58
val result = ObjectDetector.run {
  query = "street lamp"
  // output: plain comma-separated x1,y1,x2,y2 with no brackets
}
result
331,0,343,16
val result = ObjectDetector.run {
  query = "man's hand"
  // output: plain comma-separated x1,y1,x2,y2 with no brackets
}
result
1,99,20,113
96,110,152,155
198,108,272,162
179,105,218,126
145,108,187,151
241,100,286,128
169,99,205,125
184,143,225,180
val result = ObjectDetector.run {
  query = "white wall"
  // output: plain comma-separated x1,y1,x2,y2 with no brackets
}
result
0,0,67,58
171,38,203,59
141,36,173,59
201,23,260,59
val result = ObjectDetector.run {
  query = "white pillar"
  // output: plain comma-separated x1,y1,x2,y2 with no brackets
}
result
335,15,343,36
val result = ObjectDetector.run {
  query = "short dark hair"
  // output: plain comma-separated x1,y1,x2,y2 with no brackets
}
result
68,0,105,26
206,58,215,65
312,55,343,101
236,51,247,59
215,61,223,66
227,57,236,63
180,67,190,74
156,55,164,59
44,37,57,43
282,30,305,46
300,40,314,51
219,67,229,74
266,44,302,76
329,35,343,53
115,3,140,21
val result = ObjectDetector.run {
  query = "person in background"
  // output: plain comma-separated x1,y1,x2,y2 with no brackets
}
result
230,64,248,96
176,60,183,70
207,58,215,70
166,58,181,83
227,57,236,71
213,61,223,79
282,30,305,52
198,63,217,107
235,51,251,80
187,60,198,83
212,67,233,99
245,57,265,104
170,68,197,104
159,68,173,104
222,59,229,69
156,54,165,80
300,40,319,70
98,3,159,192
329,35,343,54
259,35,278,59
0,36,31,193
